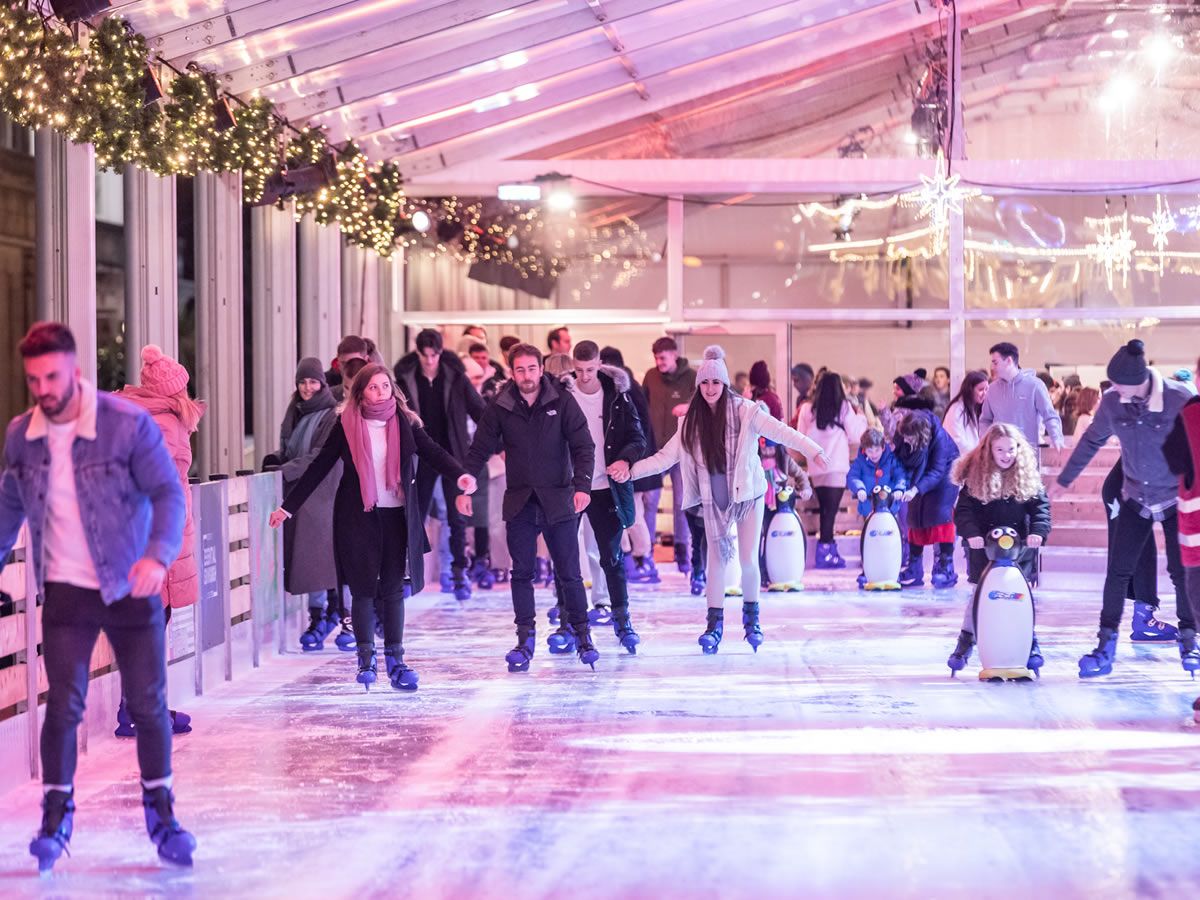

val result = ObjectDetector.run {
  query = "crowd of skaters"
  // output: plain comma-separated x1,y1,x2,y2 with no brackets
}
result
3,317,1200,870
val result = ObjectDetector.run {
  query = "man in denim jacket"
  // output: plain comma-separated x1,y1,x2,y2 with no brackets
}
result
0,323,196,871
1051,339,1196,679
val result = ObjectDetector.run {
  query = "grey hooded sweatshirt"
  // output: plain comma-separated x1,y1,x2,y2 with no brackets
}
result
978,368,1063,450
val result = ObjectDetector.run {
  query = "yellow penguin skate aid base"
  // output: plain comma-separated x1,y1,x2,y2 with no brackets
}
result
767,582,804,592
864,581,901,592
979,667,1034,682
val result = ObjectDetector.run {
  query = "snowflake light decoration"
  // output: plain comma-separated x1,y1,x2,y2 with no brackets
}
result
1086,211,1136,291
1146,194,1173,275
902,152,980,253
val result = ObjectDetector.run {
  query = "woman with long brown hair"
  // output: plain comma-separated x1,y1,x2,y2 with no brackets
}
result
269,364,475,691
623,347,828,654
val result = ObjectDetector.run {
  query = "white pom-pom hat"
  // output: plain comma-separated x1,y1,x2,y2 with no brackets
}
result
695,344,730,387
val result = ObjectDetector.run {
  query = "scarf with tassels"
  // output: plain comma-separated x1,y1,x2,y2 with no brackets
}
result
341,396,402,511
703,396,755,564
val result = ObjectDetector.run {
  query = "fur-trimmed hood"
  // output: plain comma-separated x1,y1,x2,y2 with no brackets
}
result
556,364,630,394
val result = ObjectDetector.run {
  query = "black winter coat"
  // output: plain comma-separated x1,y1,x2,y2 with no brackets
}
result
280,415,464,597
954,486,1051,584
393,350,486,461
463,375,594,524
560,365,648,528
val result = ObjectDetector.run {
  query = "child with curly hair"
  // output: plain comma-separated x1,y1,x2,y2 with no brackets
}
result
946,423,1051,674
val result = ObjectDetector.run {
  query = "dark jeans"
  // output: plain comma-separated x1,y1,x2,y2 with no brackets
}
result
1100,500,1192,631
351,507,408,650
507,498,587,630
474,526,490,560
585,489,630,614
42,583,170,786
815,486,843,543
1188,566,1200,635
417,467,467,575
1103,461,1158,603
686,509,706,576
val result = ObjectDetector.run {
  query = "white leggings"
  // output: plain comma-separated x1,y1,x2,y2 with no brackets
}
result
705,496,765,609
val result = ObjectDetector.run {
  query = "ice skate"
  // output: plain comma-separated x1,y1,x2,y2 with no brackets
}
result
690,571,706,596
547,622,577,655
505,628,536,672
355,646,378,691
384,646,419,691
115,697,136,738
575,624,600,669
898,553,925,588
29,789,74,874
334,617,357,652
698,608,724,655
1078,627,1118,678
947,630,974,676
613,613,640,655
452,567,472,601
547,604,561,625
588,604,613,627
742,601,764,652
142,786,197,866
467,556,494,589
930,548,958,589
1129,601,1179,643
299,607,328,651
1179,628,1200,678
675,546,691,574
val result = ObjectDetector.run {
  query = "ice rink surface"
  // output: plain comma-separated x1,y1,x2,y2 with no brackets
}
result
2,566,1199,898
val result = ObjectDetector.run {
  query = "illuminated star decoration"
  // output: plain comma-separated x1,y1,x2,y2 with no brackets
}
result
902,152,980,254
1147,194,1173,275
1086,211,1137,291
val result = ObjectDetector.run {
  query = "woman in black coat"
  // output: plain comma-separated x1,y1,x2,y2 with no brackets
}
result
270,364,473,691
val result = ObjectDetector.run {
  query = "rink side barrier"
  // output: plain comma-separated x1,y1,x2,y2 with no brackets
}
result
0,472,296,792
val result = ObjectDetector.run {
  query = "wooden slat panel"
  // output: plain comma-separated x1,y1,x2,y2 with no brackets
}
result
228,511,249,543
0,612,30,657
229,548,251,581
228,478,249,506
230,583,252,619
0,659,47,710
0,561,25,603
89,632,115,674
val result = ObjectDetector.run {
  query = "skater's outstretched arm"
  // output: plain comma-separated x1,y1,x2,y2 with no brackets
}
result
629,429,681,481
612,394,647,465
0,429,27,568
280,421,347,516
413,424,466,483
461,404,502,480
1056,399,1115,489
751,406,828,464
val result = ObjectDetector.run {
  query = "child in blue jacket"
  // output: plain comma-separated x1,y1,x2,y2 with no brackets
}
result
847,428,907,516
847,428,908,587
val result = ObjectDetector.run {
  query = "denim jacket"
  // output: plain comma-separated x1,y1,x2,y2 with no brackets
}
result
0,381,186,604
1058,370,1191,519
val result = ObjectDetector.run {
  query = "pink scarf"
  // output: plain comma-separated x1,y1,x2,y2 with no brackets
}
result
341,396,402,511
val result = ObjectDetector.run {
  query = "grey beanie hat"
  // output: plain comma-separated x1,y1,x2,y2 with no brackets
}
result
295,357,327,385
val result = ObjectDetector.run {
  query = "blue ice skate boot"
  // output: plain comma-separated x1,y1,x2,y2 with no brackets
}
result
115,697,136,738
506,627,536,672
1027,633,1044,677
452,573,472,602
613,613,640,655
698,607,724,655
742,601,764,652
548,622,577,655
334,616,357,652
1179,628,1200,678
1130,601,1179,643
1078,627,1118,678
898,552,925,588
589,604,613,627
356,646,378,691
575,624,600,669
384,646,419,691
299,608,328,651
29,789,74,873
468,557,494,589
547,604,561,625
675,546,692,575
947,630,974,676
690,571,707,596
856,571,867,590
142,786,196,866
930,548,958,589
439,572,454,593
812,541,836,570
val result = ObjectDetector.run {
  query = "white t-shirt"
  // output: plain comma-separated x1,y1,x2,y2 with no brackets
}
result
44,419,100,589
367,419,403,508
574,385,608,489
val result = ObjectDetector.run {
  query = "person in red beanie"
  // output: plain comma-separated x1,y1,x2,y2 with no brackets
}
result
748,360,784,421
117,345,206,737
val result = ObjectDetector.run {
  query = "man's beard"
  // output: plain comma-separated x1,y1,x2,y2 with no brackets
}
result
38,380,74,418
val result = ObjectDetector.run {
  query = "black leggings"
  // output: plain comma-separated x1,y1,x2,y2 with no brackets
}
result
1103,460,1158,603
686,509,706,576
474,526,490,560
815,486,843,543
351,507,409,650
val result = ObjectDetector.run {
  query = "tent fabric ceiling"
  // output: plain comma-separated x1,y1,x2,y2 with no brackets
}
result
109,0,1196,178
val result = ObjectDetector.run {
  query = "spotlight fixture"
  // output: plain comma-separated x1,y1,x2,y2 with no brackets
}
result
48,0,111,24
498,183,542,202
436,219,465,243
531,171,574,212
142,65,165,107
248,153,338,206
410,209,432,233
214,97,238,131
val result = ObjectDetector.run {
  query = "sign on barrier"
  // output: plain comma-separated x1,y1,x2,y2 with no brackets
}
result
196,481,230,655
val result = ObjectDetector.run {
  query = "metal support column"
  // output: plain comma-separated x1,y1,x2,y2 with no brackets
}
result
123,167,179,380
35,129,96,380
250,204,297,466
667,195,684,326
298,218,342,361
947,6,967,388
195,172,245,477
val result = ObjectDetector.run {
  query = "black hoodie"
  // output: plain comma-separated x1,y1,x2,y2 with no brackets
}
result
393,350,486,461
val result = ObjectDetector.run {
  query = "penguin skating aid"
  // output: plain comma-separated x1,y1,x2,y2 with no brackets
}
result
972,527,1036,682
860,486,903,591
763,487,806,592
